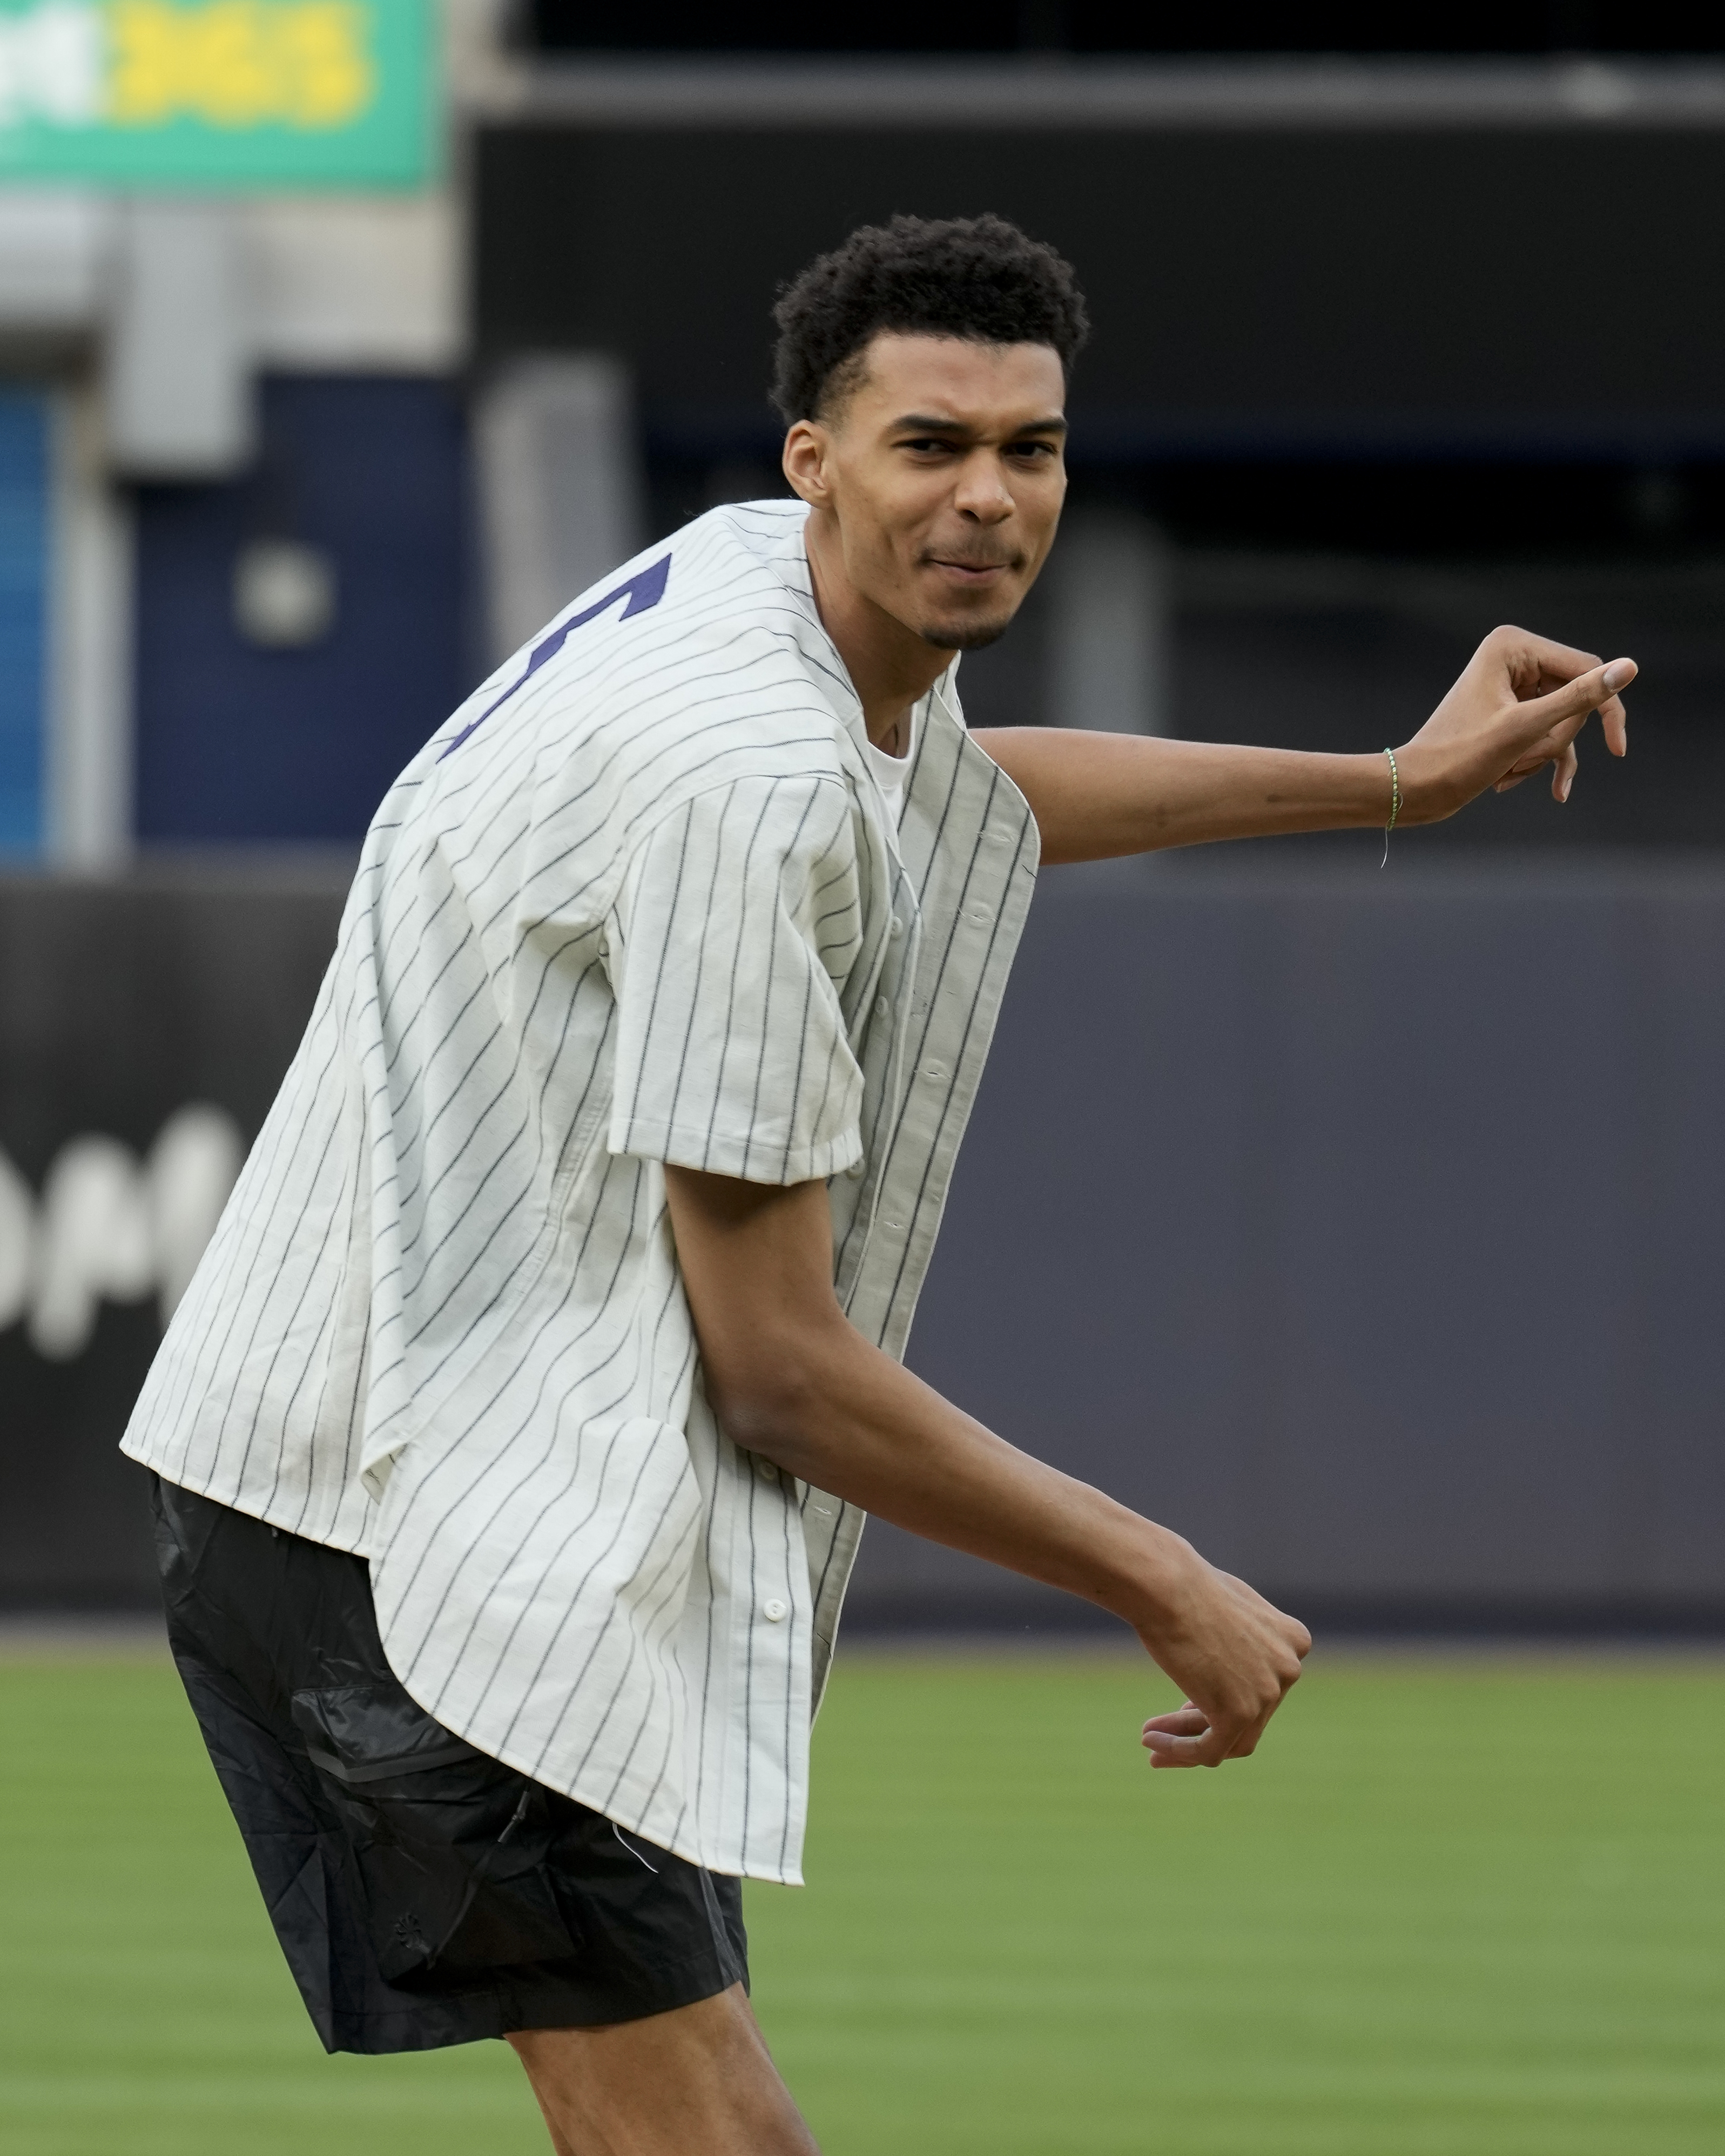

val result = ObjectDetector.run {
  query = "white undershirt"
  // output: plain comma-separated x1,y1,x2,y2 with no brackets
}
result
863,694,923,824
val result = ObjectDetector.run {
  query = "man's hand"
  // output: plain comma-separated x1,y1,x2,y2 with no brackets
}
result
1396,627,1634,821
664,1165,1309,1770
1135,1554,1309,1769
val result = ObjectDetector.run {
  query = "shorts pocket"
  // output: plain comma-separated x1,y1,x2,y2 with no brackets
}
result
290,1684,580,1986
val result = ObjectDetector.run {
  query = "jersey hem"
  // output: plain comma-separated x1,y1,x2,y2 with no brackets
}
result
120,1448,812,1886
118,1445,379,1561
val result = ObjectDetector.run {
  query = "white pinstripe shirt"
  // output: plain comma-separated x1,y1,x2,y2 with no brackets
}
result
122,500,1039,1883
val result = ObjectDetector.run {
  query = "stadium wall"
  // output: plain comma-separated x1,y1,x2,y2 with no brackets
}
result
862,859,1725,1634
2,862,1720,1631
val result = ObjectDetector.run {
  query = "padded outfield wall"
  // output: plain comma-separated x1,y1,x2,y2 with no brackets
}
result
2,861,1720,1631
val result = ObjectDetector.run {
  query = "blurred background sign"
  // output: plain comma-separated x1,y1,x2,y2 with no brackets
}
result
0,0,435,187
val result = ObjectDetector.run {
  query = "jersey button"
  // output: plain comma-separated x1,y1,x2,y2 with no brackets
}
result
763,1598,788,1623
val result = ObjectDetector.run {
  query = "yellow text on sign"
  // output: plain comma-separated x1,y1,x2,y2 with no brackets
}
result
109,0,375,131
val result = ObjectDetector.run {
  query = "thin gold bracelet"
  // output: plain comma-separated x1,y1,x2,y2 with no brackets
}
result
1381,746,1401,867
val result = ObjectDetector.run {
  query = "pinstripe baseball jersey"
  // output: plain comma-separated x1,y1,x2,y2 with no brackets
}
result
122,498,1039,1883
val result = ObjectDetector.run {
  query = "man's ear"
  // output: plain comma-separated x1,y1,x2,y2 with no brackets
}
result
781,421,832,508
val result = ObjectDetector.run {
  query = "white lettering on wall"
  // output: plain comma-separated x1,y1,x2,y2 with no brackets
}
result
0,1104,244,1361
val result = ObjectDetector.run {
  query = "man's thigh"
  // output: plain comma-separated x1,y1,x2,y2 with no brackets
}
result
509,1983,820,2156
152,1476,752,2056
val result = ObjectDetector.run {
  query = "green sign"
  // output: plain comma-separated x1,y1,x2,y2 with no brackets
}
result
0,0,435,187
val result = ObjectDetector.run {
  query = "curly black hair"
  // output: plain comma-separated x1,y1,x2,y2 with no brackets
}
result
770,213,1090,425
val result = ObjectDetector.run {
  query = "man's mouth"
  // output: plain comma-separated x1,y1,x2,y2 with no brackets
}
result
924,556,1016,583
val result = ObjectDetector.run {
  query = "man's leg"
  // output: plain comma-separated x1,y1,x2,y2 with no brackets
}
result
508,1982,820,2156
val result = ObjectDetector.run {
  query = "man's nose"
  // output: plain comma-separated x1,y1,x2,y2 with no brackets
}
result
952,456,1015,522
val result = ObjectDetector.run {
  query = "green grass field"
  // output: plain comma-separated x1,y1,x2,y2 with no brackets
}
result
2,1644,1720,2155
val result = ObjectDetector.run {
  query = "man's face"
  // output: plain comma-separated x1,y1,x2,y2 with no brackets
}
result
784,333,1068,651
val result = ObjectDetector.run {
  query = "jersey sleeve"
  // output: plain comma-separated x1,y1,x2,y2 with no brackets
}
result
605,773,867,1184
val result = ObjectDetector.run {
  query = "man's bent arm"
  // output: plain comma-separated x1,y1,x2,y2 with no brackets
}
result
974,628,1634,863
664,1166,1309,1768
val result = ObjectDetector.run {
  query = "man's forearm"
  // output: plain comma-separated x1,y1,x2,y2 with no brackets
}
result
972,728,1391,863
666,1165,1310,1762
713,1310,1308,1762
725,1321,1194,1631
973,638,1632,863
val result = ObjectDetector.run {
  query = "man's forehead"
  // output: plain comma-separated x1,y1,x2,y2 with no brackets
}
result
853,331,1066,424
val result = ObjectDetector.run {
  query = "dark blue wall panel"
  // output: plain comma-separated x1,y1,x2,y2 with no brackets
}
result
850,859,1725,1631
0,390,50,860
134,376,471,844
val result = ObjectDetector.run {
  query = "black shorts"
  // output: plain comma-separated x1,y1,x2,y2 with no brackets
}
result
150,1474,748,2056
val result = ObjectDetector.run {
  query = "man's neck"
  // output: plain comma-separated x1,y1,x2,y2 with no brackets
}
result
804,509,948,751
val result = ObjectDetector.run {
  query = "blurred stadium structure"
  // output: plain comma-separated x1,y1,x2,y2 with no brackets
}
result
1,2,1722,1628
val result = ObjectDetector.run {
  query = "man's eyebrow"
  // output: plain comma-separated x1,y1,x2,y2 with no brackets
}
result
890,412,1068,437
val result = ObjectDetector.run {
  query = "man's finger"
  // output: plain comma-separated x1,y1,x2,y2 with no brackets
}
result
1485,624,1603,691
1142,1705,1217,1753
1142,1705,1258,1768
1552,741,1579,803
1491,658,1633,790
1142,1705,1208,1739
1513,657,1635,740
1144,1727,1234,1768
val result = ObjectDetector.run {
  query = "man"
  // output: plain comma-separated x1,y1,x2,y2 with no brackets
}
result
122,214,1630,2152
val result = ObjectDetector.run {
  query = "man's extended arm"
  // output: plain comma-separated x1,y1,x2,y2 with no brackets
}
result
664,1166,1309,1768
974,627,1634,863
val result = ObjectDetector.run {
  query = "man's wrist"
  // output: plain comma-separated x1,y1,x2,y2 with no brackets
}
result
1386,739,1446,827
1087,1512,1207,1634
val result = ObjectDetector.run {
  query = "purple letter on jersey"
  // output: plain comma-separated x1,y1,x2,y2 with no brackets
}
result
437,553,672,761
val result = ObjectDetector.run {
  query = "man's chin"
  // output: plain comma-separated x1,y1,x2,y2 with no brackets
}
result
920,610,1016,653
